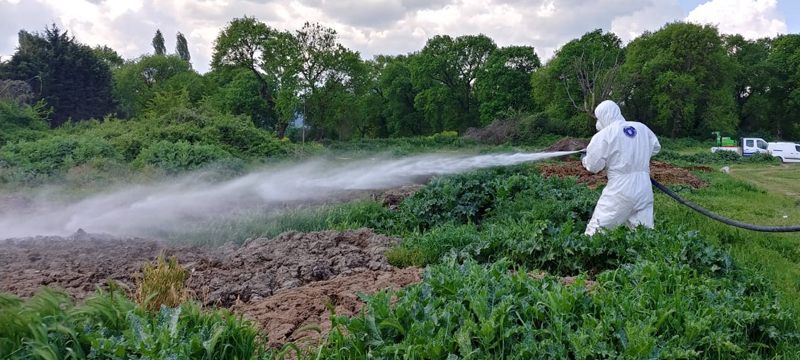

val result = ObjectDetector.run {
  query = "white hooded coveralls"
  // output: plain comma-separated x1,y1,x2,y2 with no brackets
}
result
583,100,661,236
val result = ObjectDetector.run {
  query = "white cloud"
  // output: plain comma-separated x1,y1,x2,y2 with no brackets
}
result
686,0,787,39
611,0,682,42
1,0,790,74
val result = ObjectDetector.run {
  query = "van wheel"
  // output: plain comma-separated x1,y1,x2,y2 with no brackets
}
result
779,156,786,163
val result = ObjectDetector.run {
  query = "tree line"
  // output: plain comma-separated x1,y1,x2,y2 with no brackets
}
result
1,19,799,141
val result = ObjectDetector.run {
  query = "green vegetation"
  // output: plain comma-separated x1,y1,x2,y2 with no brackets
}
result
655,149,780,165
654,167,800,316
3,156,800,358
0,288,293,359
311,165,800,358
2,10,800,360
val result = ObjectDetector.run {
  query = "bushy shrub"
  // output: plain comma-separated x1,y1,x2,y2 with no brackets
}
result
135,140,231,173
655,149,779,164
0,99,49,145
395,166,597,232
0,135,121,177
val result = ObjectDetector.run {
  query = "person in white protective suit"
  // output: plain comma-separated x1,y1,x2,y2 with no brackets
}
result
582,100,661,236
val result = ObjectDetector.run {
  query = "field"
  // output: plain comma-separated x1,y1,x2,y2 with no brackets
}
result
2,140,800,359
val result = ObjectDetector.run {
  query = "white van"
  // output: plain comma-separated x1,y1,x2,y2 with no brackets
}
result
767,142,800,163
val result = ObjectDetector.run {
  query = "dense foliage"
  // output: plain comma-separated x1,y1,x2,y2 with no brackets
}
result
0,289,288,359
2,19,795,142
316,166,800,359
0,25,114,127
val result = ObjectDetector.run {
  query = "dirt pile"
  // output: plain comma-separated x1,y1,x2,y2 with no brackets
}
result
374,184,424,209
537,160,707,188
188,228,400,307
0,228,420,349
0,231,181,299
545,137,590,152
0,228,400,306
236,267,422,347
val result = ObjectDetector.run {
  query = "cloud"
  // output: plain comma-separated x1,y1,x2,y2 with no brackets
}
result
686,0,787,39
611,0,683,42
1,0,788,73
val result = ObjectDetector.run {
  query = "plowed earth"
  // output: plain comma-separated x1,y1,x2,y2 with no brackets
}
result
0,228,421,347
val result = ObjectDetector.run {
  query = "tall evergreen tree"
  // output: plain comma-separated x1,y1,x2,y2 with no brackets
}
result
152,29,166,56
0,24,114,126
176,32,190,62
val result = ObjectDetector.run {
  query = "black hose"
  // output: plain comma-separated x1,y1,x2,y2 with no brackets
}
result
651,177,800,232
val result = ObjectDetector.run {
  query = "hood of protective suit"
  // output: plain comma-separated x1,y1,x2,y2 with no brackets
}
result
594,100,625,131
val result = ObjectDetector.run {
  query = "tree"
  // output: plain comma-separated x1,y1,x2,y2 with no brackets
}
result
621,22,736,138
205,68,271,129
376,55,424,136
723,35,774,136
152,29,166,56
293,22,356,138
531,30,623,135
411,34,497,132
93,45,124,69
212,16,299,136
113,55,197,118
474,46,540,125
176,32,191,62
763,34,800,139
1,24,114,126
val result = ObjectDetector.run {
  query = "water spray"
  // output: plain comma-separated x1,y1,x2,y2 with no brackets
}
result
0,150,581,238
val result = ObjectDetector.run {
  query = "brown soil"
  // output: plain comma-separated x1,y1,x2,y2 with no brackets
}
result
235,267,422,348
374,184,425,209
545,137,590,152
0,228,421,347
537,160,706,188
188,228,400,307
0,228,400,306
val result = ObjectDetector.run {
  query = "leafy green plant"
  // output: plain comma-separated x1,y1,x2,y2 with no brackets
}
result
0,288,294,359
135,140,231,173
0,134,121,178
320,258,799,359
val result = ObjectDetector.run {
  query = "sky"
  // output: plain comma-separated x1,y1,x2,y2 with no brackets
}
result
0,0,796,73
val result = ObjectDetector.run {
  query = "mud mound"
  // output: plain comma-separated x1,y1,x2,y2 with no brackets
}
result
545,137,590,152
236,267,422,348
374,185,424,209
537,160,706,188
0,228,400,307
188,228,400,307
0,231,215,299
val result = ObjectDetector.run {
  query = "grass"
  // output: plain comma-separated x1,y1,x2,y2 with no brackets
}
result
728,163,800,202
136,255,189,312
654,166,800,316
